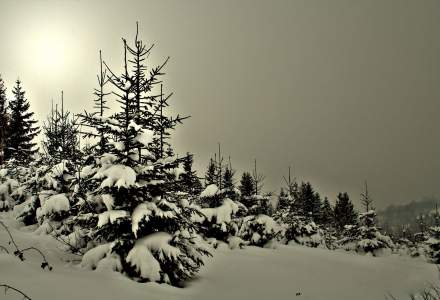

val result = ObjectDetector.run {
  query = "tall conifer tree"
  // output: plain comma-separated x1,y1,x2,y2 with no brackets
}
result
0,75,8,165
4,79,39,163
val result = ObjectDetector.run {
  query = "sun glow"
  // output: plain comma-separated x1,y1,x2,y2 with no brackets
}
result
23,26,76,77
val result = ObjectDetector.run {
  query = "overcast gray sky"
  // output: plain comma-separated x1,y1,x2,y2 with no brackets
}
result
1,0,439,209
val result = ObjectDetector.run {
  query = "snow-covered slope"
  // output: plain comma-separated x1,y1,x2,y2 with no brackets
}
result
0,212,437,300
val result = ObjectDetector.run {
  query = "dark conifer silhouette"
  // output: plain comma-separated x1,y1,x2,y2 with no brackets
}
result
4,79,39,164
334,192,358,230
239,172,254,198
42,92,80,163
0,75,8,165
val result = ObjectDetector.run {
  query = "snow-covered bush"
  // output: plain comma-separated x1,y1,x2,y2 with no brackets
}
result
194,184,246,247
238,214,283,247
241,194,273,216
338,211,394,256
283,215,324,248
425,226,440,263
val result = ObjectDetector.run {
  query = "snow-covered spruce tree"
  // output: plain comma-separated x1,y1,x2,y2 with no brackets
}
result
0,168,19,211
222,159,238,201
194,182,246,248
193,154,246,248
204,158,217,186
78,28,209,286
234,161,282,247
354,210,394,256
0,75,8,165
4,79,40,164
42,94,80,164
274,177,324,248
319,197,338,249
12,95,81,229
425,210,440,263
239,160,272,216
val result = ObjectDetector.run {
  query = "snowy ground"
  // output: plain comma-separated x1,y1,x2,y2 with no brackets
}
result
0,212,437,300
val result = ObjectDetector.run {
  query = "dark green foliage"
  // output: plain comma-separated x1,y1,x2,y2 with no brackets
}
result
4,80,39,164
296,182,322,222
42,97,80,163
334,192,358,230
320,197,334,227
204,158,217,186
180,152,203,196
222,166,237,200
239,172,254,198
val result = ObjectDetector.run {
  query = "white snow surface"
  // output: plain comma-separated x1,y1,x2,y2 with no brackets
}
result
0,212,438,300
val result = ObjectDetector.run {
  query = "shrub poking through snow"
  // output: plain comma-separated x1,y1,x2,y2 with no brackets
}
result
238,214,283,247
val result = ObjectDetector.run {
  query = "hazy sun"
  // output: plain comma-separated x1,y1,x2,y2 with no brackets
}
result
24,27,74,76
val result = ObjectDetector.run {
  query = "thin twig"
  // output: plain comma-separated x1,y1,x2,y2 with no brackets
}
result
0,284,32,300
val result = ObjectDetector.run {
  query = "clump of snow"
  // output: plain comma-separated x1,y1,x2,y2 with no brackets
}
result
81,243,113,269
101,194,114,211
171,164,186,180
134,129,154,146
37,193,70,217
51,160,70,177
200,184,219,198
131,202,176,237
197,198,239,230
97,210,129,228
95,164,136,189
109,141,125,152
126,232,181,281
78,165,96,179
0,168,8,177
100,153,118,165
96,253,123,272
228,236,249,250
